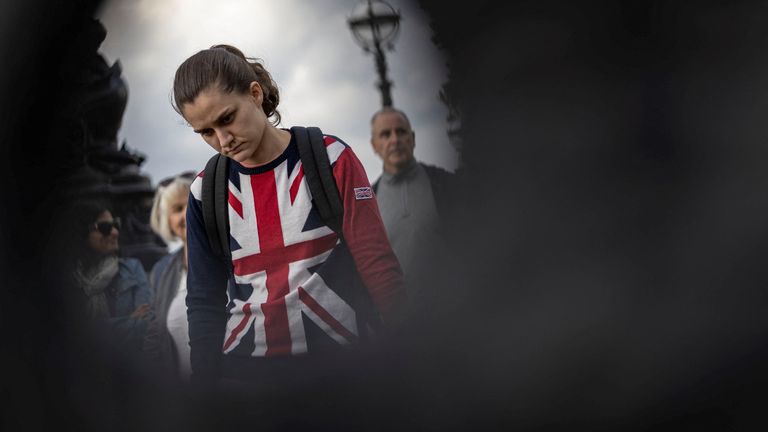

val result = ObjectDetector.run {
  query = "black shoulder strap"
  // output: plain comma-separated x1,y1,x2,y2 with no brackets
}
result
201,153,231,259
293,126,344,236
293,128,379,333
201,154,220,257
213,154,231,259
308,126,344,234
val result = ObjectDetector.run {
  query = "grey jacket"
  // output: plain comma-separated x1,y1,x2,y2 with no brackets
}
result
142,249,185,377
373,162,456,221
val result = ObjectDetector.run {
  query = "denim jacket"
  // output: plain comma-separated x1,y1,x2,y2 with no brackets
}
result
105,257,150,356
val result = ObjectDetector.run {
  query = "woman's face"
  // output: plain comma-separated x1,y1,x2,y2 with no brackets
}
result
87,210,119,256
182,81,269,166
168,190,188,243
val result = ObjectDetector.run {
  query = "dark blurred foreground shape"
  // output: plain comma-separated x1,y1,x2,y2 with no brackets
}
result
4,0,768,430
55,16,166,273
415,1,768,430
1,1,171,431
39,9,166,274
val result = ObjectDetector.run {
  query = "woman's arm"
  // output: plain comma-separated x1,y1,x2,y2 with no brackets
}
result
329,138,406,319
185,183,230,388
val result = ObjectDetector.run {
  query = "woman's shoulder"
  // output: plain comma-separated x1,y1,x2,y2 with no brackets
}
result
190,171,204,201
150,249,183,276
118,257,150,280
119,257,145,272
111,257,150,292
322,133,352,165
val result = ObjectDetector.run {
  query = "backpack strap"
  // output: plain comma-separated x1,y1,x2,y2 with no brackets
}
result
308,126,344,236
293,126,344,236
292,127,381,334
201,153,231,260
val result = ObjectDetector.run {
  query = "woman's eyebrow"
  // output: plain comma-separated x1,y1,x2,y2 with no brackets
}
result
192,108,234,133
215,108,234,123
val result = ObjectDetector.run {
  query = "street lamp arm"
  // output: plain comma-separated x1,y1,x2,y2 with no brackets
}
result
347,0,400,108
347,0,401,50
348,12,400,29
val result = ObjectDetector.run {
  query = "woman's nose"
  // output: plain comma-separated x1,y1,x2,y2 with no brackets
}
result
216,129,232,148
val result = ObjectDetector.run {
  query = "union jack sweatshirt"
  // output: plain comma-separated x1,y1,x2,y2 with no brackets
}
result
185,131,405,384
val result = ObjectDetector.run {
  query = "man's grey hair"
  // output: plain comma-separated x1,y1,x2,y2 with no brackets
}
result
369,107,413,135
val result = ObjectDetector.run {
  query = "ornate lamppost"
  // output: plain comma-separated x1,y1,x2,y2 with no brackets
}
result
348,0,401,107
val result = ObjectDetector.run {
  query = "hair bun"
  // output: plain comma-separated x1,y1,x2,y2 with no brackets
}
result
210,44,247,60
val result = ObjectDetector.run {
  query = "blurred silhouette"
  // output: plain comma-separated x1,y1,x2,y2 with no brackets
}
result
5,0,768,431
56,17,166,272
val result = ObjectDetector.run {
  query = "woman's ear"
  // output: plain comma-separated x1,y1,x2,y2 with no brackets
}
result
249,81,263,105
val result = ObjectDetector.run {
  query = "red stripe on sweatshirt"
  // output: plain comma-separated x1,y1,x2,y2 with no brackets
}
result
229,190,243,218
298,287,356,343
222,303,253,351
250,172,291,356
289,166,304,204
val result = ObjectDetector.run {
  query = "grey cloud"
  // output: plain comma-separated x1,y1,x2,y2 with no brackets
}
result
98,0,456,183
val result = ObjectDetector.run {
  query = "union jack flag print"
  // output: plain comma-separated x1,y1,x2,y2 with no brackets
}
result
187,133,402,364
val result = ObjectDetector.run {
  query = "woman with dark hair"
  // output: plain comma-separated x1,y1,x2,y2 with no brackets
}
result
142,171,195,381
66,199,151,357
172,44,405,390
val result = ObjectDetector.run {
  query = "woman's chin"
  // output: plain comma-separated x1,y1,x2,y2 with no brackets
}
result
228,150,246,163
232,152,258,167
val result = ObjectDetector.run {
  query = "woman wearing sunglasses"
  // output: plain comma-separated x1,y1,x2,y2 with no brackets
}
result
67,199,151,358
142,171,196,382
172,45,406,393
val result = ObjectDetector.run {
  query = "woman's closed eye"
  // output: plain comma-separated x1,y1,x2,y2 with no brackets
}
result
221,111,235,124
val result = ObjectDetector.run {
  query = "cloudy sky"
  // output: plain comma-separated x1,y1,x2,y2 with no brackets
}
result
96,0,458,186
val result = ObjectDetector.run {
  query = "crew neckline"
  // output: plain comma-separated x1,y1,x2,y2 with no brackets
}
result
381,158,419,183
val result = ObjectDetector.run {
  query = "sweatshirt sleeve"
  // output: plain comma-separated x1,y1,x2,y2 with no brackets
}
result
185,177,229,387
330,141,406,317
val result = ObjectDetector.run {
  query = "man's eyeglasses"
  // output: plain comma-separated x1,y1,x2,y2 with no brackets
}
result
158,171,197,188
93,218,121,236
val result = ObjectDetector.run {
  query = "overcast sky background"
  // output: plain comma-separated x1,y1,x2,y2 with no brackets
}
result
96,0,458,186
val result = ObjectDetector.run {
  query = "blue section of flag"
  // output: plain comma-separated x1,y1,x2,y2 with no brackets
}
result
301,203,325,232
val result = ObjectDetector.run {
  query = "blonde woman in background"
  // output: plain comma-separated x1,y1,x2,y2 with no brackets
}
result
142,171,196,382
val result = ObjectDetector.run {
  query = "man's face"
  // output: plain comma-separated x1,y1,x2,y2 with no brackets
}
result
371,111,415,174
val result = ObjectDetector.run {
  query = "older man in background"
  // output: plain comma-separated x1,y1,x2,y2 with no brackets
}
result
370,107,455,304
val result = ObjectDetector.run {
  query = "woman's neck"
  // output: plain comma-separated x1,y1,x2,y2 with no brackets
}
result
241,125,291,167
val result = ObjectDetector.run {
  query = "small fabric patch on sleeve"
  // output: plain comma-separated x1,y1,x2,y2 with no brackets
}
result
354,187,373,200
